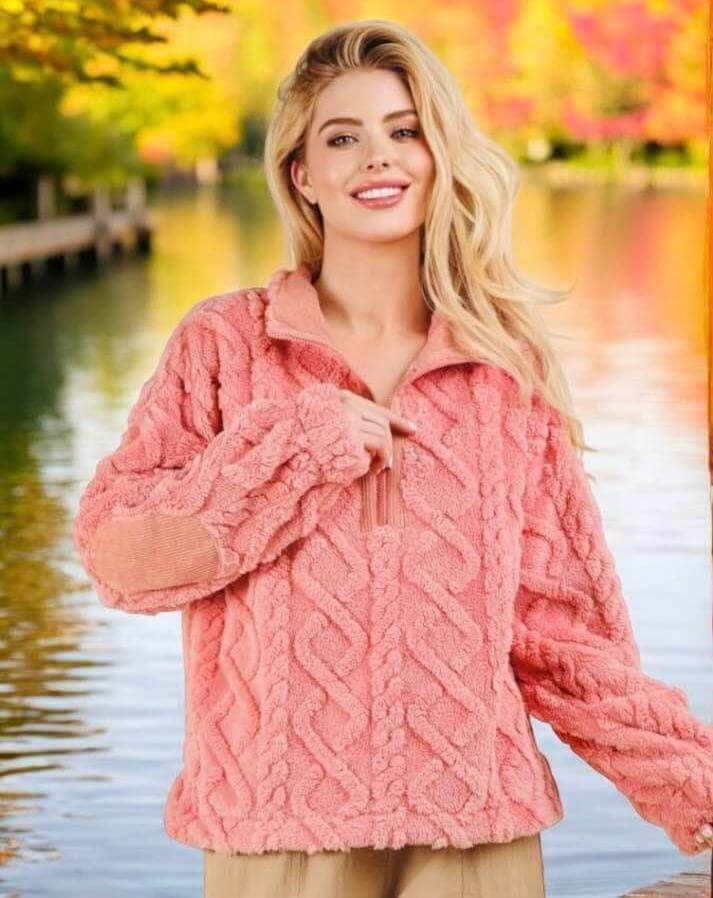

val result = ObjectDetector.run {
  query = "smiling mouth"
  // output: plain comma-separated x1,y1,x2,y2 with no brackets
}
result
351,185,410,205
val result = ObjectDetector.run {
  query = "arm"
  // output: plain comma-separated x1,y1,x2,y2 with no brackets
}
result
510,393,713,856
72,299,371,616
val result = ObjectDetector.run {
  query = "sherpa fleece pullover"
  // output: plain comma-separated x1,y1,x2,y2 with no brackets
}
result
72,264,713,857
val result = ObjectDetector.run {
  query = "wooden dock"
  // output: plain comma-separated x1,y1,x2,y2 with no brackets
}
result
0,177,154,293
621,869,709,896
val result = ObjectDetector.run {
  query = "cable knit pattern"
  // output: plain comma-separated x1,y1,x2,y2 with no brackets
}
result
72,265,713,857
73,306,372,613
511,392,713,856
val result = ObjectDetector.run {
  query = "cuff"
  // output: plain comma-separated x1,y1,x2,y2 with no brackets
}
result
293,382,372,484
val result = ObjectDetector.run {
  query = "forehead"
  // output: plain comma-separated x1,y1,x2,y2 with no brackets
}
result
310,69,415,128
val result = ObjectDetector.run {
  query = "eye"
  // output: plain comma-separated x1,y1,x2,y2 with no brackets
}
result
328,134,357,147
327,126,420,147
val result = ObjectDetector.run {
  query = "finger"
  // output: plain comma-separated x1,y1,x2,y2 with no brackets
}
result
342,392,418,435
382,408,419,433
360,426,393,473
360,410,392,431
364,409,416,440
369,440,393,474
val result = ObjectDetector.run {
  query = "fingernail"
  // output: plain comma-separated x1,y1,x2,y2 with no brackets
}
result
407,419,419,429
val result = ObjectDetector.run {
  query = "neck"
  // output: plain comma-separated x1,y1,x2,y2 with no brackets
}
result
312,230,430,339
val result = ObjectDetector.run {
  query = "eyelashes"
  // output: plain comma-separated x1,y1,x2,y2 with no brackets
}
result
327,128,420,147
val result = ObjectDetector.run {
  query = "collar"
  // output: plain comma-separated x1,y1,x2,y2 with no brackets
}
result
263,264,475,392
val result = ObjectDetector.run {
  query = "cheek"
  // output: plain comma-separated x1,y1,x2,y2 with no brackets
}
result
410,145,435,185
303,143,351,203
310,149,351,193
401,144,435,204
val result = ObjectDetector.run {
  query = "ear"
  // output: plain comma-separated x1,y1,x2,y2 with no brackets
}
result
290,158,316,205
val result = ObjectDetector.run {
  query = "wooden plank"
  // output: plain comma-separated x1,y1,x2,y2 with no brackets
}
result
0,210,154,266
622,871,710,897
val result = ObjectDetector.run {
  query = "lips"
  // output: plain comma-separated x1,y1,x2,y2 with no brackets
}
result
350,184,410,209
350,181,411,198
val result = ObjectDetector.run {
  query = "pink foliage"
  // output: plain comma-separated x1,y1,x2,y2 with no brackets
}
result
569,3,677,78
562,101,648,140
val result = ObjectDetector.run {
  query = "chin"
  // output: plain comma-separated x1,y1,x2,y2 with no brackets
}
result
351,228,419,244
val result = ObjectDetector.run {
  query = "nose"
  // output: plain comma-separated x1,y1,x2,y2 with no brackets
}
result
363,138,394,172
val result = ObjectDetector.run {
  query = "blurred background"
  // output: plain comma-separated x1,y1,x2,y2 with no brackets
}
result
0,2,710,896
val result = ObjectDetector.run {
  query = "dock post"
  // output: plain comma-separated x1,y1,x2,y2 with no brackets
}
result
126,178,151,253
37,175,56,220
92,185,112,264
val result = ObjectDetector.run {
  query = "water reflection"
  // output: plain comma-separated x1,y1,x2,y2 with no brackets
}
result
0,176,710,897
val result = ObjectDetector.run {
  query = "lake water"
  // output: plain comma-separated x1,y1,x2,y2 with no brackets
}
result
0,174,711,897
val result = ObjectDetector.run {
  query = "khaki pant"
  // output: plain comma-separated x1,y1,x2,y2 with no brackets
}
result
203,832,546,897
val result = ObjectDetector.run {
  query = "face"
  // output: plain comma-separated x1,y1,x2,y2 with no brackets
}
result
291,68,435,246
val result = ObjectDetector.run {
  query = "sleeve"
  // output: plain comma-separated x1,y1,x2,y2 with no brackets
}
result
510,393,713,856
72,301,372,616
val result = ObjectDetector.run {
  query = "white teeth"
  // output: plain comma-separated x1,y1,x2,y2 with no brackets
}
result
355,186,404,199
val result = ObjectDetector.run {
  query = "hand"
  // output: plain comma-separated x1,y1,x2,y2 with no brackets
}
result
338,388,418,475
694,823,713,848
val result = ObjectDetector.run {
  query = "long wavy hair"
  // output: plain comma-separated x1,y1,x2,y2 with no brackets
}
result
264,18,591,456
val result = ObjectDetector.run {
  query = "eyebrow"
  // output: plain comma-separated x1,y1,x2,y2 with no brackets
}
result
317,108,418,135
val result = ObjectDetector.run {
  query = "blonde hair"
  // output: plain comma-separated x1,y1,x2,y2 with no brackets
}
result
264,18,592,456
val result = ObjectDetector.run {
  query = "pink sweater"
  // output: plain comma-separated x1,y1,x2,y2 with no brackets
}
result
73,264,713,857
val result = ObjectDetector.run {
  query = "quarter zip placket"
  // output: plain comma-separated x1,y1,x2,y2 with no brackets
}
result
263,325,411,529
261,267,476,530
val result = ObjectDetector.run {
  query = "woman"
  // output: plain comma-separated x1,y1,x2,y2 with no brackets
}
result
73,19,713,898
